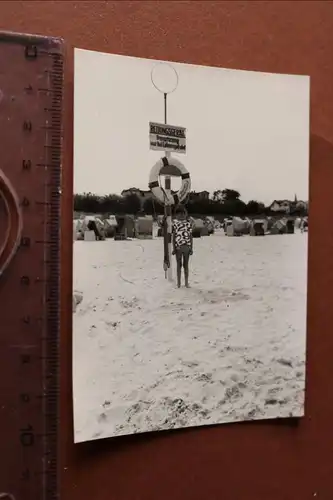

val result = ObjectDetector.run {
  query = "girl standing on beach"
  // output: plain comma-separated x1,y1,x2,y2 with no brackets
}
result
172,205,193,288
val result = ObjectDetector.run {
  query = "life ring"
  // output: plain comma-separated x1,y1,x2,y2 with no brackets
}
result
148,156,191,205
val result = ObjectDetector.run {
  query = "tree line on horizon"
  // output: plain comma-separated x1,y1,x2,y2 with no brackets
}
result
73,188,308,217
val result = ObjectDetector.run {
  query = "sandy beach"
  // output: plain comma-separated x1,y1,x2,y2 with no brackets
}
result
73,229,307,443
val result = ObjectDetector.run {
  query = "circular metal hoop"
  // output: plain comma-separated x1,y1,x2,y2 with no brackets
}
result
150,62,179,95
0,170,23,277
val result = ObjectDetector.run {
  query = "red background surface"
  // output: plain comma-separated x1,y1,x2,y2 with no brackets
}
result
1,1,333,499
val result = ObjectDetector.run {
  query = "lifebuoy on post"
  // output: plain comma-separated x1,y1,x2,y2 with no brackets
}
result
148,156,191,205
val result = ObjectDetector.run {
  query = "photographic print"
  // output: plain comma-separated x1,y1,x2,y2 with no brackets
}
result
73,48,309,443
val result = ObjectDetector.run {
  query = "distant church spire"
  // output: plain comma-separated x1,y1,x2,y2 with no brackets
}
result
294,193,298,203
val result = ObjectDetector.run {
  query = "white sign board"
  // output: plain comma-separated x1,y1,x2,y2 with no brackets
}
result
149,122,186,154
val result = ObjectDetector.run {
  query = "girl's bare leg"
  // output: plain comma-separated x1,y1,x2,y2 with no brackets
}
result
183,248,190,288
176,251,182,288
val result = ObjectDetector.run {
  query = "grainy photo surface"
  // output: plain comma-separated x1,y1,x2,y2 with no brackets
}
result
73,48,309,443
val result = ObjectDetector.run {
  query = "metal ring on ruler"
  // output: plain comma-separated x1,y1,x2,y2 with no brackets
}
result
0,170,23,277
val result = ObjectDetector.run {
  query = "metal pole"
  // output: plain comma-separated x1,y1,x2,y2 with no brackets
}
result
163,93,173,282
164,92,167,124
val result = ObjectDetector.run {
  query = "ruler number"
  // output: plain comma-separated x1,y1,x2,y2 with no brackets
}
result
24,84,33,94
23,120,32,132
20,276,30,286
20,424,35,447
20,393,31,403
21,197,30,207
20,236,31,248
25,45,38,59
21,468,31,481
22,159,32,170
20,354,31,364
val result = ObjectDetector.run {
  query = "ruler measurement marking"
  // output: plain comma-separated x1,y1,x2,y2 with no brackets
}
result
43,44,62,500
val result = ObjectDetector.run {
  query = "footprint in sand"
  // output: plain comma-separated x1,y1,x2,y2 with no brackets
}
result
105,321,119,328
182,360,199,368
276,358,293,368
195,287,250,305
196,372,213,383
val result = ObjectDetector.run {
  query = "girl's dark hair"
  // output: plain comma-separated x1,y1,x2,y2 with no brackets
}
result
174,204,187,215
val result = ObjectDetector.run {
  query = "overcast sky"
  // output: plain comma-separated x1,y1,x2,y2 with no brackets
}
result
74,49,309,204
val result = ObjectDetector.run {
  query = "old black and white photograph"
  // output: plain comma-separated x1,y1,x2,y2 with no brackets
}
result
73,48,309,443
